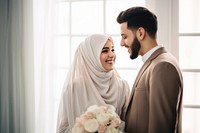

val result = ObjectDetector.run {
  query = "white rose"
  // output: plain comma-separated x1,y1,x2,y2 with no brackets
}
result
84,118,99,132
106,105,115,112
86,105,100,115
119,120,125,132
105,126,118,133
106,105,117,116
96,113,110,124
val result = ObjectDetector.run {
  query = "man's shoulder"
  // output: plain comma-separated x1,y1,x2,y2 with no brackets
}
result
152,51,178,65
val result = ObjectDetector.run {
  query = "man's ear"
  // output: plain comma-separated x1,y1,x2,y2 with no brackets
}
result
137,27,145,40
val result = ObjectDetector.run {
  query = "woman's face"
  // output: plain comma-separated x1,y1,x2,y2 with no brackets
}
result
100,39,116,72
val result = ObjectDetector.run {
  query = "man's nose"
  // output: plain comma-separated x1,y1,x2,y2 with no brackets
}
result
120,38,125,46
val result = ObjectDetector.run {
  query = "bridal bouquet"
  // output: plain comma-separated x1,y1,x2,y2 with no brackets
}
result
72,105,124,133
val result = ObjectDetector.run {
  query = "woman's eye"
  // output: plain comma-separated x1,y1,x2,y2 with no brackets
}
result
112,49,115,52
102,50,108,53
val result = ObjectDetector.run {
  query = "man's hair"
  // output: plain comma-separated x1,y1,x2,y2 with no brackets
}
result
117,6,158,38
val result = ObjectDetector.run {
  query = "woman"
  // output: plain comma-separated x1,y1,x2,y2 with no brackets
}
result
56,34,130,133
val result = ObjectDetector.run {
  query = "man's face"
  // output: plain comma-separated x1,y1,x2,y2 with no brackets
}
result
120,22,141,59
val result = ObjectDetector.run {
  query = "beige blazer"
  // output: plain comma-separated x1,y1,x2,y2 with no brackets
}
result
125,47,183,133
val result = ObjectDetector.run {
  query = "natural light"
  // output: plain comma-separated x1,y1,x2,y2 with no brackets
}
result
33,0,200,132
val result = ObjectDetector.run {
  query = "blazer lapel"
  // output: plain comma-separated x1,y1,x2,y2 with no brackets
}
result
127,47,167,107
127,59,151,107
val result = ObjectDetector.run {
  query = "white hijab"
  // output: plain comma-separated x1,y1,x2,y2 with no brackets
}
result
56,34,130,133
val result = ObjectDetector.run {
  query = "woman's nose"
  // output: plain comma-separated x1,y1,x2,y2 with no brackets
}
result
109,51,115,57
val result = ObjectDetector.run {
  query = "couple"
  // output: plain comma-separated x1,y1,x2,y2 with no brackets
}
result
56,6,183,133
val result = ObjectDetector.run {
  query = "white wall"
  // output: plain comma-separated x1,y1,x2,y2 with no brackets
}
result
146,0,179,60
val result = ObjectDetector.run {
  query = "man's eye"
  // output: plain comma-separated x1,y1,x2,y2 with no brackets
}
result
123,36,127,39
112,49,115,52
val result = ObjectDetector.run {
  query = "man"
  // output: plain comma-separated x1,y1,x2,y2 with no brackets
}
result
116,6,183,133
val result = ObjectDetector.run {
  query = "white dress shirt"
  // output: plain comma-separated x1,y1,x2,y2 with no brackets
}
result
142,45,162,63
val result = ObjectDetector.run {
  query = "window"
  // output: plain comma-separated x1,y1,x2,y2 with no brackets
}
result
179,0,200,132
50,0,200,132
52,0,145,131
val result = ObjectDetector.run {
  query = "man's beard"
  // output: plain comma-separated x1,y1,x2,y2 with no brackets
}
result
130,37,141,60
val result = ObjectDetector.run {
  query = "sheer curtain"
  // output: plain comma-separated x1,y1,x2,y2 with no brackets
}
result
0,0,35,133
33,0,57,132
0,0,56,132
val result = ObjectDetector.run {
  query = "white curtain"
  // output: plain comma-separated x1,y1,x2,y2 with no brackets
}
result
33,0,57,132
0,0,57,132
0,0,35,133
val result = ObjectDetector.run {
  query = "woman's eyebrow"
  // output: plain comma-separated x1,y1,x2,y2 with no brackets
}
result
102,45,114,50
102,47,109,50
